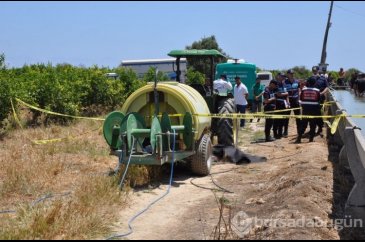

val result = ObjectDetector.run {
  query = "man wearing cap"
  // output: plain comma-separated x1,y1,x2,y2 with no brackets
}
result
283,69,301,137
312,66,320,77
301,66,328,137
263,80,279,142
234,76,249,128
273,72,289,139
295,76,322,143
213,74,232,96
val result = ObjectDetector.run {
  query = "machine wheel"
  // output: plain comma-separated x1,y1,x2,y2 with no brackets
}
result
191,134,213,176
217,98,235,146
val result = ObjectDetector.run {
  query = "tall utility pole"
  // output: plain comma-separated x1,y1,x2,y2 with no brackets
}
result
319,1,334,72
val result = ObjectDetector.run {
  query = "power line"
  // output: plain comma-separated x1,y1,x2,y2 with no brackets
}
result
334,3,365,19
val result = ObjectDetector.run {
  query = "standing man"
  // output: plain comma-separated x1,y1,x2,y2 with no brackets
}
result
283,69,301,137
338,68,346,86
213,74,232,96
251,77,265,123
295,76,322,143
273,72,289,139
314,66,330,136
234,76,249,129
263,80,279,142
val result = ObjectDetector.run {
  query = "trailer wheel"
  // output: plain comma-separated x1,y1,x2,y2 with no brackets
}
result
217,98,235,146
191,134,212,176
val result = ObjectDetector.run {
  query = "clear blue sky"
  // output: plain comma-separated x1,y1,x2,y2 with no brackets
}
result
1,1,364,71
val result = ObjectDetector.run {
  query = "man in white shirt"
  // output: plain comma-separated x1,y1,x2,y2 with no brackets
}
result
234,76,249,128
213,74,232,96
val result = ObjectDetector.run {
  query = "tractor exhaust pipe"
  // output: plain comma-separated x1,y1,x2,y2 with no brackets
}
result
154,68,159,116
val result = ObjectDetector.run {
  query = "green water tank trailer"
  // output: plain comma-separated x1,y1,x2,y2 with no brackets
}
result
103,81,213,176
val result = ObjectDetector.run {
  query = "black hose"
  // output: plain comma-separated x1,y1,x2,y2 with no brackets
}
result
190,168,239,194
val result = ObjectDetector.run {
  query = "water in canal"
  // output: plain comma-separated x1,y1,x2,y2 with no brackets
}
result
332,89,365,136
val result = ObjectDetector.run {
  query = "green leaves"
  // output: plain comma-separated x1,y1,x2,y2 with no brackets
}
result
185,35,229,77
0,64,140,124
186,67,205,85
0,53,5,70
0,79,11,121
142,67,169,84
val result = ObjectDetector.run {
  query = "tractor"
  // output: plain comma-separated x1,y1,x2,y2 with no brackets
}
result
103,49,256,176
168,49,257,146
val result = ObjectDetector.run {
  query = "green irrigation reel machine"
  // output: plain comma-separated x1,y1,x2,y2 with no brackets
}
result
103,78,213,176
102,49,257,178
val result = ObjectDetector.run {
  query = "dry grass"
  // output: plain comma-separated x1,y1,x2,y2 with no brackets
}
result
0,119,150,239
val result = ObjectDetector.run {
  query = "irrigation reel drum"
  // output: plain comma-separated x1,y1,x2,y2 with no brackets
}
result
103,81,214,176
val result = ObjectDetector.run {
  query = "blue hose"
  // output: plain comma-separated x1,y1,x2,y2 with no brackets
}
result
0,210,16,215
119,136,136,190
0,192,71,215
106,130,176,240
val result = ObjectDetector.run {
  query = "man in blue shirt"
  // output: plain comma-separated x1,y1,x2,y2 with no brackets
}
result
283,69,301,136
263,80,279,142
314,66,329,136
273,73,289,139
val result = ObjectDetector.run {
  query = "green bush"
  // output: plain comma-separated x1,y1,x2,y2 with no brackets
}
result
186,67,205,85
0,63,141,125
0,77,12,121
142,67,168,84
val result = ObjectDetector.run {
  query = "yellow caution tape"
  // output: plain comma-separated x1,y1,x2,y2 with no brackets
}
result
263,107,302,114
10,97,363,144
164,114,184,118
11,98,103,145
32,138,65,145
332,116,342,135
152,114,184,118
15,98,105,121
10,99,24,129
32,126,102,145
193,113,337,120
347,115,365,119
323,101,336,105
324,116,343,135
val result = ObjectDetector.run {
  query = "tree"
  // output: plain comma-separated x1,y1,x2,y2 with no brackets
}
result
185,67,205,85
116,67,145,98
0,53,5,69
185,35,229,79
143,67,169,83
291,66,312,80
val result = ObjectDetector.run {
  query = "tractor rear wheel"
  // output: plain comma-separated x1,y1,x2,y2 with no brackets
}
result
191,134,213,176
217,98,235,146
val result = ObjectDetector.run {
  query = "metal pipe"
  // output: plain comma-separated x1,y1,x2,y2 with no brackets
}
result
154,68,159,116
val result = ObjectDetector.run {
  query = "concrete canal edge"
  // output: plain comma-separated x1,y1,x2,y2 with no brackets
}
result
328,91,365,222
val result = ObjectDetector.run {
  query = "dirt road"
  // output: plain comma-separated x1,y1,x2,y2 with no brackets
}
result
110,121,344,240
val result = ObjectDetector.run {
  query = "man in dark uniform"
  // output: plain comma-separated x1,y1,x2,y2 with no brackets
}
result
295,76,322,143
283,69,301,137
273,73,289,139
314,66,330,136
263,80,279,142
